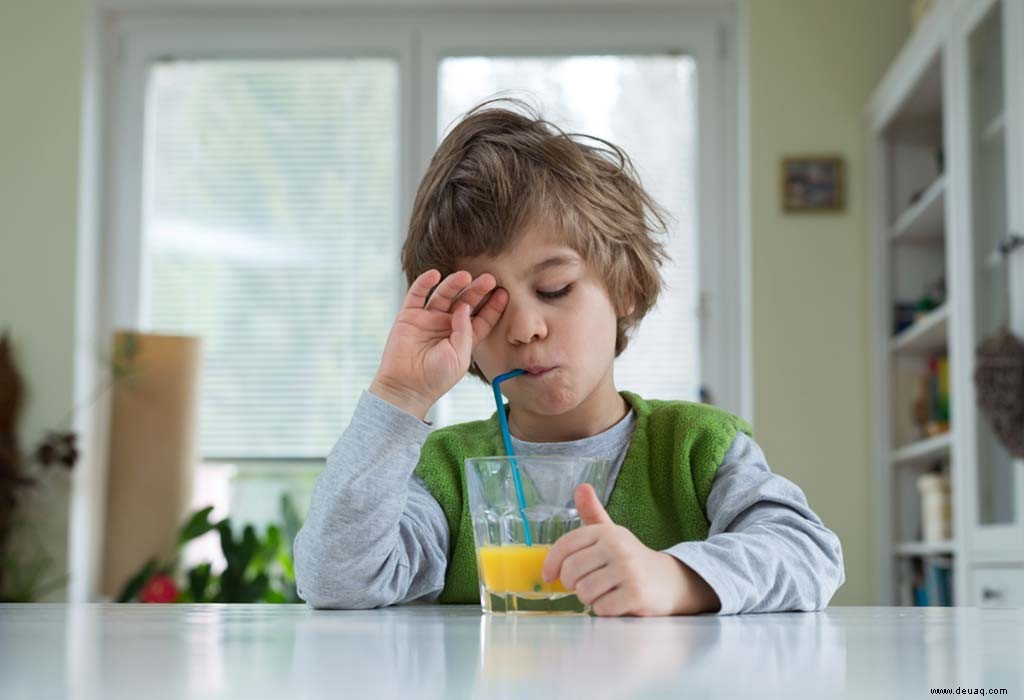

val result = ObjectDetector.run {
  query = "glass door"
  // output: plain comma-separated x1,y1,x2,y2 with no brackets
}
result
962,0,1024,548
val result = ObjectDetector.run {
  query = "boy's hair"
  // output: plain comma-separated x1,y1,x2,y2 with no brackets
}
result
401,98,670,383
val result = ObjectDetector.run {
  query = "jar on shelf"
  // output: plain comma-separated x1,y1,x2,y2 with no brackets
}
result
916,471,952,542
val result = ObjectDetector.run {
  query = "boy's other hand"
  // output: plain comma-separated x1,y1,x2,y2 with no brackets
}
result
541,484,721,617
370,269,508,421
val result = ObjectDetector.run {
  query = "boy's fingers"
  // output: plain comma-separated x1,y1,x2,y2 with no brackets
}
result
557,546,609,590
572,564,619,606
541,527,600,582
470,287,508,343
590,586,633,617
424,270,471,312
452,273,497,313
449,302,473,358
403,269,441,310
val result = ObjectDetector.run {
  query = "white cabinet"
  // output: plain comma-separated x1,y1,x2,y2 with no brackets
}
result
868,0,1024,606
952,0,1024,564
970,567,1024,608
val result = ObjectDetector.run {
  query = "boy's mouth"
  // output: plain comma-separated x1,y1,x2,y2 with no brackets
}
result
524,365,555,377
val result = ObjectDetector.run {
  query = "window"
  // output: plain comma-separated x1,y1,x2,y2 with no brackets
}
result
142,59,399,458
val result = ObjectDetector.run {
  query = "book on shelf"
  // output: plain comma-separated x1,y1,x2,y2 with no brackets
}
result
931,354,949,423
903,556,954,607
911,352,950,438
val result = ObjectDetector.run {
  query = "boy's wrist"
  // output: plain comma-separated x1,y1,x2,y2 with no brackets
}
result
665,554,721,615
368,377,434,422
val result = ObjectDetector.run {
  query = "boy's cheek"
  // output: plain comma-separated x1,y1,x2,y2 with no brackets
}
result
473,344,501,373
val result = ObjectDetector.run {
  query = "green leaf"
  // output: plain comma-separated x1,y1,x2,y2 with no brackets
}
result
187,563,212,603
217,520,241,568
177,506,217,546
241,525,258,558
116,558,159,603
245,573,270,602
249,525,281,575
264,524,281,552
214,519,266,602
233,526,259,574
277,551,295,581
263,589,286,604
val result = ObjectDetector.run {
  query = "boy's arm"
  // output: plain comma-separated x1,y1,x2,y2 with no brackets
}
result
664,433,846,614
293,390,449,609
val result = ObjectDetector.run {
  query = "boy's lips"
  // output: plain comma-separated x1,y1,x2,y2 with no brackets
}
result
524,365,556,376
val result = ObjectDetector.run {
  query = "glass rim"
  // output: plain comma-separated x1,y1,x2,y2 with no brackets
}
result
464,455,609,465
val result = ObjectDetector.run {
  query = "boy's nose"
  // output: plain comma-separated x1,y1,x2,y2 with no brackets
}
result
503,298,548,345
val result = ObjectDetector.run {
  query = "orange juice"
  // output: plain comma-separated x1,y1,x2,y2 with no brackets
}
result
477,544,569,597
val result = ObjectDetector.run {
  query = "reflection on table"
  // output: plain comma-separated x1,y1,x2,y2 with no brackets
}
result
1,604,1020,699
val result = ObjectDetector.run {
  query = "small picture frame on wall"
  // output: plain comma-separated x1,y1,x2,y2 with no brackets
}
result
781,155,845,213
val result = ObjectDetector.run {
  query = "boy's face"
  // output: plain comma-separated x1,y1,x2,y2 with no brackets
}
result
457,224,625,430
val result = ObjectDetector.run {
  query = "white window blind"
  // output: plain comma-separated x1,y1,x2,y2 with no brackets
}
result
142,60,399,459
435,56,700,427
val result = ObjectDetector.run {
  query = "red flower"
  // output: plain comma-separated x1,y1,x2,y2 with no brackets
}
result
139,574,179,603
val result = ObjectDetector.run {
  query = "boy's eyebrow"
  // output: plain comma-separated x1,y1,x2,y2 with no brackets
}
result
529,254,581,275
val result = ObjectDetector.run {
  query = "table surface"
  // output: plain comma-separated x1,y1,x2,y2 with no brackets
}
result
2,604,1021,699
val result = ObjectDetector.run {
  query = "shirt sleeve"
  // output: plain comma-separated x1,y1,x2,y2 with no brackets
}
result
663,433,846,614
293,390,450,609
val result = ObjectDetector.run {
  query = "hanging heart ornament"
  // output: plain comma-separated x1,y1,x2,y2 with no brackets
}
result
974,328,1024,458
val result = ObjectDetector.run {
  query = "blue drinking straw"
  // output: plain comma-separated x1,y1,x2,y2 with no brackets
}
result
491,368,533,546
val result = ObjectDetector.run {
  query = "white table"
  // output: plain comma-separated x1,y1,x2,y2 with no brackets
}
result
1,604,1021,699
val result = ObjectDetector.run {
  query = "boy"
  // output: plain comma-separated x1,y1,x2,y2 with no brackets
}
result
294,101,844,616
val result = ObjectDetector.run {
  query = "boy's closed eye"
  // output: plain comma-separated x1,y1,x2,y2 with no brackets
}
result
537,283,573,300
471,282,573,314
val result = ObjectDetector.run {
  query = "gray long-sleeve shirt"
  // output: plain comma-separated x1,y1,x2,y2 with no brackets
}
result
294,390,845,614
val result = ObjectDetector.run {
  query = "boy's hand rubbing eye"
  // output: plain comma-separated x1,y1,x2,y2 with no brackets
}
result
369,269,508,421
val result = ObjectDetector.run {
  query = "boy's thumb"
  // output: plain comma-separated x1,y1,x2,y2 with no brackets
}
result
574,483,613,526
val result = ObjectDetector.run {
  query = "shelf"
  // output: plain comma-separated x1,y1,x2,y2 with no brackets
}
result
892,432,952,465
895,540,956,557
891,303,948,353
890,175,946,244
981,111,1005,144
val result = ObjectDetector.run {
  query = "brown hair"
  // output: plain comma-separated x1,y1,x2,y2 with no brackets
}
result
401,98,670,383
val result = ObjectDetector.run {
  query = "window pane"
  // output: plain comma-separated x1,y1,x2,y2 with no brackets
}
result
143,60,399,458
436,56,699,426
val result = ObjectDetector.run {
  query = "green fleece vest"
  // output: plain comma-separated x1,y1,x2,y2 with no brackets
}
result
414,390,752,604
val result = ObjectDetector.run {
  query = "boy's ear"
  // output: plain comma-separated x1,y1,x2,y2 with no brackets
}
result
617,301,636,318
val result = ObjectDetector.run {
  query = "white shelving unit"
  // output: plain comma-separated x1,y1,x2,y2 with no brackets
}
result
868,0,1024,608
894,540,956,557
892,432,952,466
890,303,949,353
890,174,946,245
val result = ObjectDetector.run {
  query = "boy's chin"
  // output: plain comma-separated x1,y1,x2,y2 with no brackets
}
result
517,386,580,416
